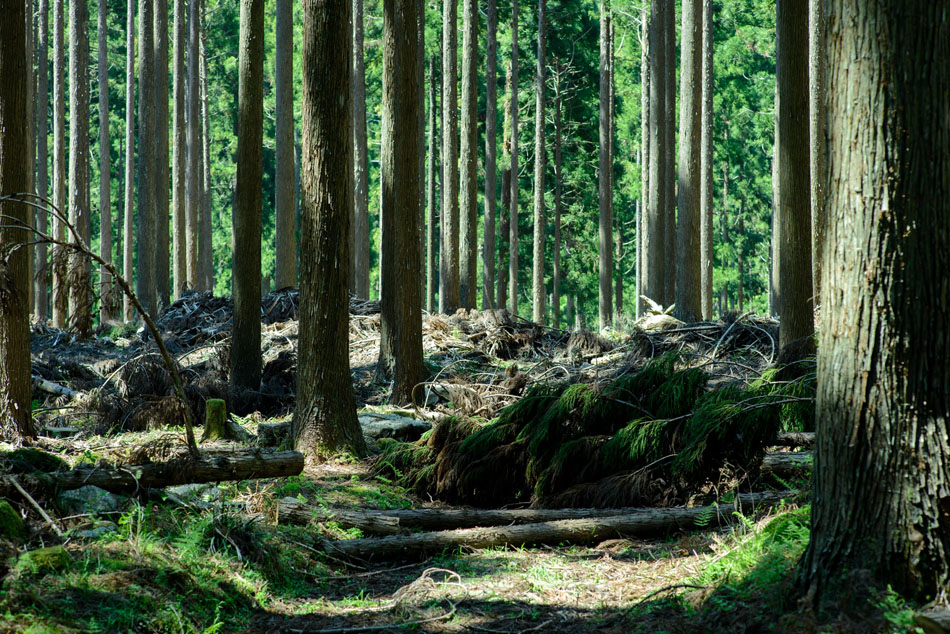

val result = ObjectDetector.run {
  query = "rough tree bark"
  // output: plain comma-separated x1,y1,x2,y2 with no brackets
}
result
198,7,213,293
700,0,714,320
293,0,367,460
799,0,950,603
172,0,186,297
34,0,49,320
662,0,675,306
808,0,824,307
675,0,702,323
459,0,478,310
186,0,200,289
122,0,135,321
273,0,295,290
482,0,497,309
136,0,156,316
97,0,113,321
352,0,370,299
0,0,37,438
439,0,459,314
598,2,612,330
643,1,666,311
378,0,426,405
426,53,438,313
552,67,562,329
531,0,547,324
231,0,264,390
638,5,649,318
154,0,170,308
508,0,519,316
68,0,91,337
52,0,67,328
775,0,813,349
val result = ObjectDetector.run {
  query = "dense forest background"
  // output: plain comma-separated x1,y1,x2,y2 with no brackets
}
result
67,0,775,321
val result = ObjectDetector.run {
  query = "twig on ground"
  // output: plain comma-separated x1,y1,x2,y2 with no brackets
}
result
10,475,64,537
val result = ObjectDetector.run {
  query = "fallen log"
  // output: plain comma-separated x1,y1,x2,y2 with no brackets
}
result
32,377,78,398
323,491,791,561
4,450,304,496
761,451,812,477
771,432,814,448
278,498,402,535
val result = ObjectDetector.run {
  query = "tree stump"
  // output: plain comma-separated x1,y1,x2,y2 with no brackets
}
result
201,399,228,442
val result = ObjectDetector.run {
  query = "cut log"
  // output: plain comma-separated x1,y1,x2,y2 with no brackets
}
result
32,377,78,398
916,609,950,634
771,432,814,448
323,491,791,561
281,491,793,535
3,450,304,496
761,451,812,477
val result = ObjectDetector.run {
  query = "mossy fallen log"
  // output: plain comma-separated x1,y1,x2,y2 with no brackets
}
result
2,450,304,496
322,491,791,561
771,432,814,448
760,451,812,477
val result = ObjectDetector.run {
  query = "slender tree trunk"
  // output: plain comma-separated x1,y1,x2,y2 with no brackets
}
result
699,0,714,321
136,0,156,315
674,0,702,323
482,0,497,309
231,0,264,390
198,6,213,292
426,54,438,313
638,6,649,318
775,0,813,349
35,0,50,321
294,0,367,461
531,0,547,323
808,0,824,307
0,0,36,438
51,0,67,328
352,0,370,298
459,0,478,309
497,167,510,310
662,0,675,306
643,1,666,311
508,0,519,316
439,0,459,313
185,0,200,289
97,0,113,321
598,2,612,329
123,0,135,321
154,0,170,308
68,0,91,336
615,222,623,317
274,0,295,289
552,70,562,329
171,0,186,297
800,0,950,603
416,0,425,306
737,213,744,312
379,0,426,404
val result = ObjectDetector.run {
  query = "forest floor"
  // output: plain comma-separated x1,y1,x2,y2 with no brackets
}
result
0,291,918,633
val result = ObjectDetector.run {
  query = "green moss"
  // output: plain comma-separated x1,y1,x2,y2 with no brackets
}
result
16,546,70,574
3,448,68,474
0,500,26,541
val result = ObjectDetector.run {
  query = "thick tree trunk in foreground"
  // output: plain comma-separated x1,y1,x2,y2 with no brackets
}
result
154,0,170,308
137,0,156,316
508,0,519,316
293,0,367,460
459,0,478,309
0,0,36,439
426,54,438,313
775,0,813,349
274,0,296,290
35,0,50,321
378,0,426,405
531,0,547,324
700,0,714,321
97,0,113,321
439,0,459,314
172,0,186,297
68,0,91,337
352,0,370,299
482,0,498,309
598,2,612,330
675,0,702,323
122,0,135,321
328,493,787,561
231,0,264,391
799,0,950,604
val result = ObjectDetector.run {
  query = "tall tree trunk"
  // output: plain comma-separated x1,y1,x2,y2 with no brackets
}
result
379,0,426,404
799,0,950,603
97,0,113,321
294,0,367,461
154,0,170,308
808,0,824,308
274,0,295,289
198,5,213,292
497,166,510,310
674,0,702,323
615,221,623,317
185,0,200,289
68,0,91,336
172,0,186,296
416,0,425,306
123,0,135,320
136,0,156,316
352,0,370,298
638,5,649,318
482,0,497,309
459,0,478,309
507,0,519,316
532,0,546,324
597,2,612,329
231,0,264,390
35,0,50,321
0,0,37,438
426,53,438,313
737,213,744,312
662,0,675,306
699,0,714,321
552,69,562,329
643,1,666,311
775,0,813,349
51,0,67,328
439,0,459,313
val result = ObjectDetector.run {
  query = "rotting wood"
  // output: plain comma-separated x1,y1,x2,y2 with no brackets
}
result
280,491,794,535
761,451,812,476
772,432,814,448
2,450,303,496
32,377,78,398
322,491,791,560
